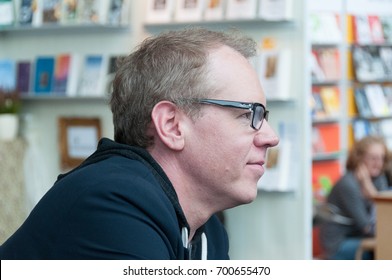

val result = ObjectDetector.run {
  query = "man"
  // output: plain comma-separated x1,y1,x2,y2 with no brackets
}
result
0,28,279,259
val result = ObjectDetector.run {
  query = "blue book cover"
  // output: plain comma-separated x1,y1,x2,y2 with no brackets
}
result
0,59,16,91
34,56,55,94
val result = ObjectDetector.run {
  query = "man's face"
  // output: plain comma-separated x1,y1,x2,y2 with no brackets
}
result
181,46,279,210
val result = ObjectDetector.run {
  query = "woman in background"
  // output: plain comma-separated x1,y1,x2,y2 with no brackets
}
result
320,136,391,260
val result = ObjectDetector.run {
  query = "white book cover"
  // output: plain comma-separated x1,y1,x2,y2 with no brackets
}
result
258,122,298,192
258,0,293,21
203,0,224,21
78,0,109,24
174,0,204,22
257,48,291,101
78,54,107,97
225,0,257,20
0,0,14,25
364,84,389,117
32,0,43,26
145,0,174,23
310,12,341,44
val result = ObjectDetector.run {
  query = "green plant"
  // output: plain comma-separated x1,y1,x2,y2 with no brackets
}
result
0,90,21,114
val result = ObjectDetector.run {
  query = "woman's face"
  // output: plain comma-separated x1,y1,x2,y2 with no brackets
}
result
363,143,386,177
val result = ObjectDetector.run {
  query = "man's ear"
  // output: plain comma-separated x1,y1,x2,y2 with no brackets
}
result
151,101,185,151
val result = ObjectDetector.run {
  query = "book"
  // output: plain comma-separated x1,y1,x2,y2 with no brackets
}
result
352,119,372,141
312,48,340,82
61,0,79,24
107,0,126,25
352,46,385,82
256,47,291,100
145,0,174,23
379,46,392,78
352,14,372,44
174,0,204,22
78,54,107,97
53,53,81,96
319,87,340,117
31,0,44,26
368,15,385,44
309,12,341,44
18,0,34,25
312,160,341,203
354,87,372,117
105,54,125,94
225,0,257,20
16,61,32,95
258,0,293,21
0,59,16,92
312,123,340,155
78,0,108,24
0,0,14,26
33,56,55,94
383,86,392,112
311,50,325,82
203,0,224,21
311,88,326,120
42,0,61,23
258,122,299,192
363,84,389,117
380,16,392,44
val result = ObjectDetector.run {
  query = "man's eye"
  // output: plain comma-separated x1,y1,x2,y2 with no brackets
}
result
241,112,252,120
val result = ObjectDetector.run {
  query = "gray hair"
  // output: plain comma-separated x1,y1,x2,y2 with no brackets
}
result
110,27,257,148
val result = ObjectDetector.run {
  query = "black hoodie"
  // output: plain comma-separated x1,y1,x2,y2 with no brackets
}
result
0,138,229,260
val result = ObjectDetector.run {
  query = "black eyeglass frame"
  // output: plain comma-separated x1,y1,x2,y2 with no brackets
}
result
198,99,269,130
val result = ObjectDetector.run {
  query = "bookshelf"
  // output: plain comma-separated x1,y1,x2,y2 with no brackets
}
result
1,0,313,260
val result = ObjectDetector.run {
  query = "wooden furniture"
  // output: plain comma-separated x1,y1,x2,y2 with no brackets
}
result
374,191,392,260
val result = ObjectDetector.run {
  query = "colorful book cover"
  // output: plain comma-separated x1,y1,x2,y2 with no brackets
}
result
320,87,340,117
62,0,79,24
312,160,341,203
16,61,32,95
368,15,385,44
313,123,340,154
0,59,16,91
353,15,372,44
42,0,62,23
33,56,55,94
53,54,71,95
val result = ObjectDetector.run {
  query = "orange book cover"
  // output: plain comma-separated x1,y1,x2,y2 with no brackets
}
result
346,87,357,117
314,123,340,153
312,160,341,202
346,14,354,44
346,49,355,80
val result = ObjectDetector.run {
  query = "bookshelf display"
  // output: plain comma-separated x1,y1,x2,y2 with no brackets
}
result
309,9,344,215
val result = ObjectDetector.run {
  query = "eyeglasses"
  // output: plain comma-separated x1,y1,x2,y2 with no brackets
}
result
197,99,269,130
